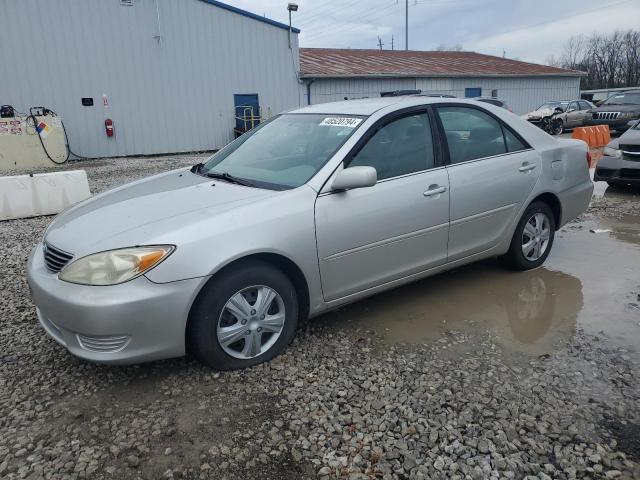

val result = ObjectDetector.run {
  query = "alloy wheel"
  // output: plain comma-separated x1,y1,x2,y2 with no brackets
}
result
521,212,551,261
216,285,286,359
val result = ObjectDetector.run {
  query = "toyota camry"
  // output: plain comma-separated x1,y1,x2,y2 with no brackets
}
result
27,97,593,369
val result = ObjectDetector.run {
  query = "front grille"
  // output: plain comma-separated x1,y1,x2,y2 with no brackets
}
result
76,334,131,353
593,111,620,120
620,169,640,179
43,243,74,273
621,144,640,155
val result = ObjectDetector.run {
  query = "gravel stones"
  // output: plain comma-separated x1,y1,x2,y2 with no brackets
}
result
0,156,639,479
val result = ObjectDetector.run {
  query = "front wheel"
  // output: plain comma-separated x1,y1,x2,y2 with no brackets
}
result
551,119,564,135
187,261,299,370
502,202,555,271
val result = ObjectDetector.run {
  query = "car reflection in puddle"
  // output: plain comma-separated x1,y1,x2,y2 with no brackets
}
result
320,262,582,355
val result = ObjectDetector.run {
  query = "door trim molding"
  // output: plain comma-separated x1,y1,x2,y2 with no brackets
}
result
450,203,516,226
323,222,449,262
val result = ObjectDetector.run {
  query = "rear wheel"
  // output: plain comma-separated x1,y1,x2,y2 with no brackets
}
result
187,261,299,370
502,202,555,271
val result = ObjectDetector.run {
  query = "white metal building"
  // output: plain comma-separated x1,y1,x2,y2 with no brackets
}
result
300,49,583,115
1,0,303,158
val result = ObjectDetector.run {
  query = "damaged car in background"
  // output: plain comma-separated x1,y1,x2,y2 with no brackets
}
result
595,119,640,186
522,100,595,135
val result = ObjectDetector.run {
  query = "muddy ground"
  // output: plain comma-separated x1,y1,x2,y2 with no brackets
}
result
1,155,639,480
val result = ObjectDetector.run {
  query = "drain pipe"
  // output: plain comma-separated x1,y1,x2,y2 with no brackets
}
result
306,79,315,106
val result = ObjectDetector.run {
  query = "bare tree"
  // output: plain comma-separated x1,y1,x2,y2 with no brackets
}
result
551,30,640,89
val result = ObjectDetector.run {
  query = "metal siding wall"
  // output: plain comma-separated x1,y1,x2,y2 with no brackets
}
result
1,0,303,157
307,77,580,115
308,78,417,105
446,77,581,114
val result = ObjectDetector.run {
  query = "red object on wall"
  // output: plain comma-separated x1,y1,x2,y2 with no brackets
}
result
105,118,114,137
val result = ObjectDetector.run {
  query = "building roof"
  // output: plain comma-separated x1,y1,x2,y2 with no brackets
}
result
198,0,300,33
300,48,583,78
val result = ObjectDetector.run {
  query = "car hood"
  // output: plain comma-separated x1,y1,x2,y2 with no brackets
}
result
619,128,640,145
522,108,556,119
593,104,640,113
45,168,277,255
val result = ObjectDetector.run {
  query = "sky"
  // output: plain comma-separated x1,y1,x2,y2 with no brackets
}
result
224,0,640,64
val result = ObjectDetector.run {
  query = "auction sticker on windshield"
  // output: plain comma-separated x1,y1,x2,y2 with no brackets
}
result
320,117,363,128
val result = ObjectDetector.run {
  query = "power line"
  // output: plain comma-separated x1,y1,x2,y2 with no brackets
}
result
474,0,634,44
296,0,394,25
301,3,400,43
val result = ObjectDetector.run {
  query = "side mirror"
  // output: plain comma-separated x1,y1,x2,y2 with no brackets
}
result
554,107,564,113
332,166,377,191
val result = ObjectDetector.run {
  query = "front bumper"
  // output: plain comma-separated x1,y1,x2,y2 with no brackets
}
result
594,155,640,184
586,118,636,131
27,243,204,364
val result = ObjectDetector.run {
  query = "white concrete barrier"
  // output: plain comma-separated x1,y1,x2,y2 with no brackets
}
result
0,170,91,221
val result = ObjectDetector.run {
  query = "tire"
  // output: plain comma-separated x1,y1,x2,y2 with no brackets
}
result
552,119,564,135
502,201,556,271
187,260,299,370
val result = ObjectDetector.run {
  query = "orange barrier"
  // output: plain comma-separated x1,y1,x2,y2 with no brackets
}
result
572,125,611,148
596,124,611,146
572,127,591,146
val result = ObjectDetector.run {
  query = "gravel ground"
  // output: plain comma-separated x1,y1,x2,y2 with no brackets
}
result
1,156,639,480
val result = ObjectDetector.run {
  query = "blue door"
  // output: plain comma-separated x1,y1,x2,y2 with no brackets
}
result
234,94,260,131
465,88,482,98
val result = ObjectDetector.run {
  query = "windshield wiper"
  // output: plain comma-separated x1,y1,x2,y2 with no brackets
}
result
202,171,256,187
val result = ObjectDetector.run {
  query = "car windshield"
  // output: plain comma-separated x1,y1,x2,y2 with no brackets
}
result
603,92,640,105
538,101,569,111
199,114,365,190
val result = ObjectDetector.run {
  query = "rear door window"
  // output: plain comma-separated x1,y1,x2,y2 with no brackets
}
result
436,107,507,164
502,127,527,152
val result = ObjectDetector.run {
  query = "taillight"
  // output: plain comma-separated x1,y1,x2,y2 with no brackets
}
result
586,151,592,168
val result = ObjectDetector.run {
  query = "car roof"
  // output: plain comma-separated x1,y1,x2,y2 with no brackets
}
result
289,97,406,115
289,96,495,116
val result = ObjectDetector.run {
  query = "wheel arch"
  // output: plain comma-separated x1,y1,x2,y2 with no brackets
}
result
529,192,562,230
188,252,311,325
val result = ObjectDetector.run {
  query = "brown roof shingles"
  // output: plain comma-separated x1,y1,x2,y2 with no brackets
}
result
299,48,583,78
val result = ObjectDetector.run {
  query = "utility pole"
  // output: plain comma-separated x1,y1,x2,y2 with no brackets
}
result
377,36,384,50
405,0,408,50
391,35,395,50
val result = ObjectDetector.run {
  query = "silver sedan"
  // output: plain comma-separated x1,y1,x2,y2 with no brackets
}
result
27,97,593,369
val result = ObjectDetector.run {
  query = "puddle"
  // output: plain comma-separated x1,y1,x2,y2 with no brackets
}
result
318,187,640,355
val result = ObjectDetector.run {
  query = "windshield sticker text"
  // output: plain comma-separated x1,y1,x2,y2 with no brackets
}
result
320,117,362,128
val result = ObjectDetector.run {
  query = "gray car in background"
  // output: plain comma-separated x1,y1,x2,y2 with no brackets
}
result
27,97,593,370
595,119,640,186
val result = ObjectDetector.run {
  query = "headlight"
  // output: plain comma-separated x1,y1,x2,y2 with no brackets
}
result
59,245,175,286
603,146,622,158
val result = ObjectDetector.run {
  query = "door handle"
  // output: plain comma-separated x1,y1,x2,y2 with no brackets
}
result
519,162,537,172
423,185,447,197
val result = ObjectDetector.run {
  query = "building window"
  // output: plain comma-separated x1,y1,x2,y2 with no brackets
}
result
120,0,134,6
465,87,482,98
